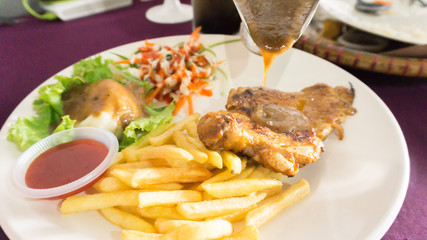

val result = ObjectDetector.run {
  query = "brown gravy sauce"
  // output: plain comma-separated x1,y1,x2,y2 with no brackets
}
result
235,0,316,86
62,79,146,127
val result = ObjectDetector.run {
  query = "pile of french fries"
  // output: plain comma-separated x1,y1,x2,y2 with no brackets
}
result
60,113,311,240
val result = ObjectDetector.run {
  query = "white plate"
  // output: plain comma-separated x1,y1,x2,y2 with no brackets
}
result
0,35,409,240
320,0,427,45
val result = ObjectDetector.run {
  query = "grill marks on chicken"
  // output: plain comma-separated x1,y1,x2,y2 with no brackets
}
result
197,83,356,176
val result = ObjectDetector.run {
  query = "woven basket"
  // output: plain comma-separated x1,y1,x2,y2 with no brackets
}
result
294,36,427,78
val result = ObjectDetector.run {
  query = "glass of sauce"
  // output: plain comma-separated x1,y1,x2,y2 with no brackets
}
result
11,127,118,199
233,0,320,86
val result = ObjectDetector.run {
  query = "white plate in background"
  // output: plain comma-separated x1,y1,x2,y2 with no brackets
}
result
321,0,427,45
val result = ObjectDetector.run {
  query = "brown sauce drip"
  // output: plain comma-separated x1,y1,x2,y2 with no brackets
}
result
235,0,316,86
251,104,313,133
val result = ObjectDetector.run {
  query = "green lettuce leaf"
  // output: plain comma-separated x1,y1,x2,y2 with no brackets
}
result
120,103,175,150
7,56,118,151
53,115,76,134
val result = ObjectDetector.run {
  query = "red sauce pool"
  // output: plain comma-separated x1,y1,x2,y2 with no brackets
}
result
25,138,109,189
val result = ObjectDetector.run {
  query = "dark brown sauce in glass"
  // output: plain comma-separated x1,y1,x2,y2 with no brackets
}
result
235,0,316,85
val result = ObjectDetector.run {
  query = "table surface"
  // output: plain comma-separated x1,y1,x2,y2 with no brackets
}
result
1,1,426,239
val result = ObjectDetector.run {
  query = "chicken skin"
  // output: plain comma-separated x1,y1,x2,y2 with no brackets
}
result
226,83,356,140
197,83,356,176
197,111,324,176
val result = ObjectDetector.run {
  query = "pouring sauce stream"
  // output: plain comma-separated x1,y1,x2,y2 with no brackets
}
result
234,0,317,86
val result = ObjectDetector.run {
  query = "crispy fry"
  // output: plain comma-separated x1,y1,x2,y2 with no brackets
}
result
185,135,223,169
137,145,194,162
249,165,271,178
122,230,162,240
202,178,282,198
137,206,185,220
138,190,202,208
196,169,237,191
173,131,208,164
221,151,242,174
245,179,310,228
131,167,212,187
113,159,169,170
122,122,176,162
259,185,283,198
210,205,256,223
185,120,198,138
231,166,256,180
149,113,200,146
176,193,266,220
60,190,141,214
220,225,258,240
99,207,155,232
110,151,126,166
202,191,216,201
161,219,233,239
92,176,131,192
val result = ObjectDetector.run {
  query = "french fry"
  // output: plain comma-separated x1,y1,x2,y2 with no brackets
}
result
249,165,271,178
137,145,194,162
245,179,310,228
113,159,169,170
221,151,242,174
161,219,233,239
138,190,202,208
202,178,282,198
142,183,184,191
184,119,198,138
220,225,258,240
122,122,176,162
267,170,288,181
60,190,141,214
197,169,237,191
202,191,216,201
185,135,223,169
259,185,283,198
137,206,185,220
109,168,135,187
119,206,142,216
149,113,200,146
173,131,208,164
99,207,155,232
176,193,266,220
231,166,256,180
122,230,162,240
210,204,256,223
131,167,212,187
110,151,126,166
92,176,131,192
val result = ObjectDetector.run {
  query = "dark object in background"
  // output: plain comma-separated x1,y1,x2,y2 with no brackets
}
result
191,0,241,34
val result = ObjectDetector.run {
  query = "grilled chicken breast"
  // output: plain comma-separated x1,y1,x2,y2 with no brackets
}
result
197,83,356,176
197,111,324,176
226,83,356,140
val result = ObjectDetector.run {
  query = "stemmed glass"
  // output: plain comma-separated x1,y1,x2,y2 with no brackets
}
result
145,0,193,24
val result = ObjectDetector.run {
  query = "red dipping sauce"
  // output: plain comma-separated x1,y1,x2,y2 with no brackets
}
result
25,138,109,189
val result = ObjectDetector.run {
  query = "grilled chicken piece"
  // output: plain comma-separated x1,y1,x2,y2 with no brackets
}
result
197,111,324,176
226,83,356,140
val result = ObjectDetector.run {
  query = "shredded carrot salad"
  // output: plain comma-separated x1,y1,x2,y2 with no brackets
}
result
115,27,224,115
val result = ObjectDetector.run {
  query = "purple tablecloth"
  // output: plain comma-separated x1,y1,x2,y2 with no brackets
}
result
1,1,426,239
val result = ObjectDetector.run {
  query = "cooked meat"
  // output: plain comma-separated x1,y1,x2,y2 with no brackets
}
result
197,83,356,176
197,111,324,176
62,79,146,137
225,83,356,140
